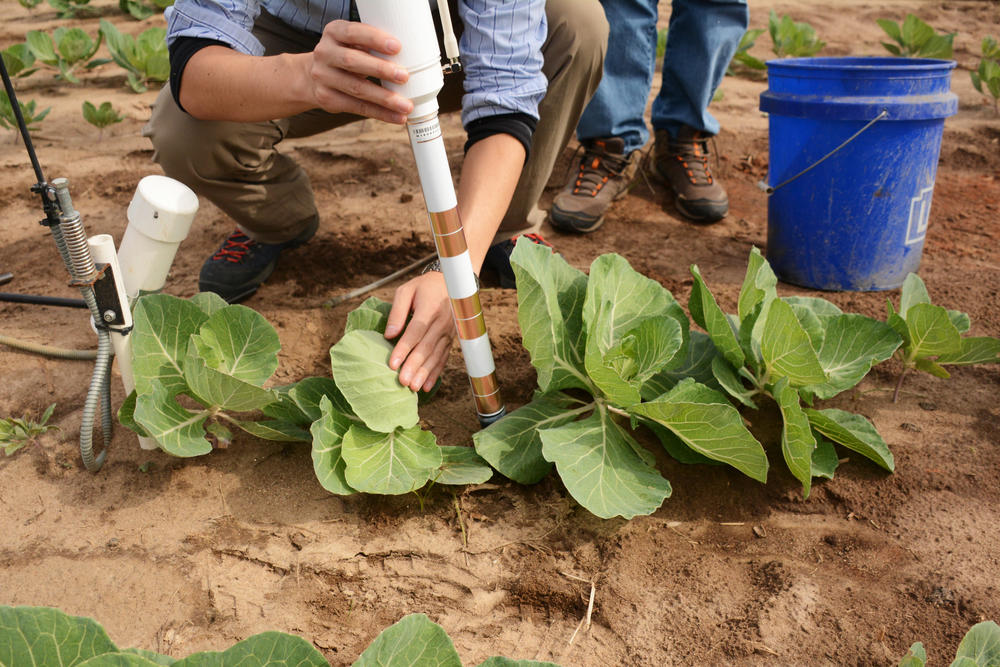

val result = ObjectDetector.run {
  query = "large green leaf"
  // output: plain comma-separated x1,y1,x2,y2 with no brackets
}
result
761,298,827,387
476,659,560,667
353,614,462,667
583,255,687,405
172,631,328,666
688,265,744,369
646,422,717,466
132,294,208,396
711,355,757,408
330,330,418,433
234,419,310,442
774,379,815,498
119,648,175,666
630,379,768,483
189,305,280,385
78,654,162,666
289,376,354,422
0,605,118,667
935,337,1000,366
899,273,931,318
117,389,150,438
782,296,844,320
182,344,276,413
344,296,392,334
903,303,962,361
134,381,211,457
510,239,591,393
539,408,671,519
953,621,1000,667
737,247,777,321
309,396,355,495
898,642,927,667
189,291,228,316
473,392,583,484
803,314,902,400
811,434,839,480
642,331,719,399
805,408,894,472
434,447,494,486
341,424,442,495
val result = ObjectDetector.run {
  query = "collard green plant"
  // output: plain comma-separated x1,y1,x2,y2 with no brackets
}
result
17,0,44,10
120,293,492,497
99,19,170,93
82,100,124,139
25,28,107,83
728,28,767,75
979,35,1000,61
877,14,955,59
0,403,57,456
0,605,558,666
473,243,766,519
898,621,1000,667
971,57,1000,115
474,244,901,518
0,91,51,141
1,43,38,79
885,274,1000,401
769,10,825,58
46,0,92,18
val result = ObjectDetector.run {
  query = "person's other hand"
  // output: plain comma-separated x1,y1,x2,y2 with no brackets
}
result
309,20,414,124
385,272,455,392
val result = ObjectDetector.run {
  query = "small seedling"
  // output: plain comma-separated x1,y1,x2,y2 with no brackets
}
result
46,0,92,19
99,20,170,93
1,43,38,79
25,28,107,83
899,621,1000,667
769,10,825,58
17,0,44,9
728,28,767,75
0,91,51,142
980,35,1000,61
1,403,58,456
82,100,124,140
886,274,1000,402
877,14,955,59
656,28,669,60
971,37,1000,115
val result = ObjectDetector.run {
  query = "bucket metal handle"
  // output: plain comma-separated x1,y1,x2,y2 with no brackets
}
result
758,109,889,195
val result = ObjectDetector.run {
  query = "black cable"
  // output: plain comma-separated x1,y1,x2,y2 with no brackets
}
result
0,57,46,184
0,292,88,308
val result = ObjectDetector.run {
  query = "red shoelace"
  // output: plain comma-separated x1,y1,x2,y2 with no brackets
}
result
212,230,255,263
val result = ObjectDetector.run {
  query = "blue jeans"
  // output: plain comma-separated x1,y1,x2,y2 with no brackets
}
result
577,0,749,153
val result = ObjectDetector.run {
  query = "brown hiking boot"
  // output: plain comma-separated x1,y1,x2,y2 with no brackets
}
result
550,137,640,233
653,127,728,223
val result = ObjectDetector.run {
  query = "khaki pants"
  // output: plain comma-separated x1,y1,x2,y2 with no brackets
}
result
144,0,608,245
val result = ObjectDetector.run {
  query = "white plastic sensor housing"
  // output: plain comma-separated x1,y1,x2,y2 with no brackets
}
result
355,0,444,118
117,175,198,300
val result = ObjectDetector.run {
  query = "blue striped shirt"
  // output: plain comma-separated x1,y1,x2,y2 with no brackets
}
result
164,0,548,125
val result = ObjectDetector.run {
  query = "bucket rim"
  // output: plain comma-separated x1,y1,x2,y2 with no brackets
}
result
765,56,956,72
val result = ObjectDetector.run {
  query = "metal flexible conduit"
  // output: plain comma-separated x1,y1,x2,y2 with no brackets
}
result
51,180,111,472
0,334,98,360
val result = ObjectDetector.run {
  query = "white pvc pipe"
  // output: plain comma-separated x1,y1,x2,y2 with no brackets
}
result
117,175,199,300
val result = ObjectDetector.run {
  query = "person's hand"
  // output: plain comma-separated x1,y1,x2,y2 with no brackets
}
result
309,20,415,124
385,271,455,392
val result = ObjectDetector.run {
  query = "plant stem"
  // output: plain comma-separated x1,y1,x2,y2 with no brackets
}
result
892,368,909,403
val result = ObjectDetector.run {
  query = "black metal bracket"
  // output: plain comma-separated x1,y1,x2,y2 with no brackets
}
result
89,263,127,327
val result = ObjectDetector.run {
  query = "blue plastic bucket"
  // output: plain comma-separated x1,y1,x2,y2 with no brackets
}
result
759,57,957,291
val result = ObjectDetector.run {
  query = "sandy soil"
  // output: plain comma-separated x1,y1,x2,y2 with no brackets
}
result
1,0,999,665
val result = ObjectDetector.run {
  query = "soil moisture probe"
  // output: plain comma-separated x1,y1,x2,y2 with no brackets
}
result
1,57,198,470
356,0,506,426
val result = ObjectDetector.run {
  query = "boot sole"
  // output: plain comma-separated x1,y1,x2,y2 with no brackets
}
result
549,205,606,234
652,163,728,224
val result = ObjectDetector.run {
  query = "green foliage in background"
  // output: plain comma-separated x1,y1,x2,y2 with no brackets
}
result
99,20,170,93
46,0,92,18
898,621,1000,667
886,274,1000,401
877,14,955,59
82,100,124,139
0,91,51,140
971,36,1000,114
0,403,57,456
25,27,108,83
728,28,767,75
120,0,174,20
1,43,38,79
769,10,825,58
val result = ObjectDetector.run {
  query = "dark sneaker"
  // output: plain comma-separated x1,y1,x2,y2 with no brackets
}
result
481,233,552,288
198,216,319,303
550,137,640,233
653,127,729,223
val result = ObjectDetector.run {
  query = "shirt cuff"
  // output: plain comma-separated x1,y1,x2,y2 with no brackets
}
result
464,112,537,159
168,36,230,113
